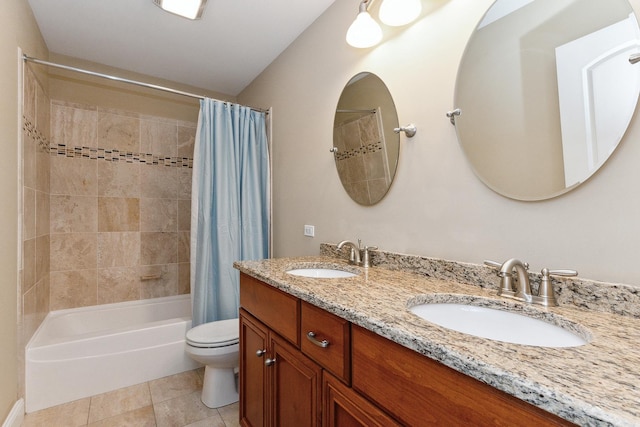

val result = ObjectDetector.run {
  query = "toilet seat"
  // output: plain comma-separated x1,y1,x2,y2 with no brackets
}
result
186,318,239,348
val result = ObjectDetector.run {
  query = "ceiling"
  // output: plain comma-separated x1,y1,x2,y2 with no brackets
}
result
27,0,336,96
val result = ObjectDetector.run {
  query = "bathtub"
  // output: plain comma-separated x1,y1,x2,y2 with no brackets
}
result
25,294,201,413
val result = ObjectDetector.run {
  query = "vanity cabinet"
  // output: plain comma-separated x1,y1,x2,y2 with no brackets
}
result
239,273,575,426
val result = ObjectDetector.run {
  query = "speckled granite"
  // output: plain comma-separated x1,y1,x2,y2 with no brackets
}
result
321,243,640,318
234,253,640,427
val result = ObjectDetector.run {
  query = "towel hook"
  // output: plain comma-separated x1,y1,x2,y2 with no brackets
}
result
446,108,461,125
393,124,417,138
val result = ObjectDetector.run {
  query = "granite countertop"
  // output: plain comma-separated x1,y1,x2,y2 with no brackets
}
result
234,256,640,427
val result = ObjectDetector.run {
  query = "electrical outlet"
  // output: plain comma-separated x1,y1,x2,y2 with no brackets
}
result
304,225,315,237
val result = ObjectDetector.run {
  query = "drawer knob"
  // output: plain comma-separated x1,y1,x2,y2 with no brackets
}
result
256,349,267,357
265,358,276,366
307,331,330,348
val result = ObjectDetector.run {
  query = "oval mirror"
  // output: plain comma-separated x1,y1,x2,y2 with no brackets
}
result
454,0,640,201
333,72,400,205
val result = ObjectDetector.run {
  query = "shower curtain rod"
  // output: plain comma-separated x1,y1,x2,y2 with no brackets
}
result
23,55,269,114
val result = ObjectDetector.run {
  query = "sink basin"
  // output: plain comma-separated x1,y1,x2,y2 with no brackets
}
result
409,300,589,348
286,268,358,278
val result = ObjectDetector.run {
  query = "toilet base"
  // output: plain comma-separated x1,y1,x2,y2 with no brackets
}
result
201,365,239,408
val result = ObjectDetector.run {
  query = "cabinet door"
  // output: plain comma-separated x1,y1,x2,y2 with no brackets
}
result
240,310,269,427
270,333,322,427
323,372,400,427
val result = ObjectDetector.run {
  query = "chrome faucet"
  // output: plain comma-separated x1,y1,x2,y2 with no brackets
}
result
337,239,377,268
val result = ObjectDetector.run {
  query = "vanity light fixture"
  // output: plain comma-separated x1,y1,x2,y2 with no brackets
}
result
153,0,208,20
379,0,422,26
346,0,383,48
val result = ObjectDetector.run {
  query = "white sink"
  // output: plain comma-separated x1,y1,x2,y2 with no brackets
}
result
286,268,358,278
409,302,588,348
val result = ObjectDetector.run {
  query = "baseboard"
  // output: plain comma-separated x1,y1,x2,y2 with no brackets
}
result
2,399,24,427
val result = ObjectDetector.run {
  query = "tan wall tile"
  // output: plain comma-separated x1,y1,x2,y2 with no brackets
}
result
97,232,140,268
141,119,177,157
36,275,50,324
177,125,196,158
98,111,140,152
50,269,97,310
140,264,178,299
50,233,97,271
23,131,37,190
98,197,140,232
177,168,192,200
35,190,50,237
51,103,98,148
51,156,98,196
178,263,190,295
23,66,37,123
97,266,140,305
98,161,140,198
35,149,50,194
51,195,97,233
177,199,190,232
23,238,36,291
141,165,177,199
140,198,177,232
140,232,177,265
22,285,38,345
23,187,36,240
178,231,190,263
35,81,50,138
35,234,50,283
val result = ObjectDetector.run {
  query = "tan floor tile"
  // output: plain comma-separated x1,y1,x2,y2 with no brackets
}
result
88,405,156,427
23,398,90,427
154,391,218,427
217,402,240,427
88,382,152,423
184,414,226,427
149,370,203,404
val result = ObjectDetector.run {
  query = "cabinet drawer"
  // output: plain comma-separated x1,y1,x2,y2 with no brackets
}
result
352,325,574,427
240,273,299,346
301,301,350,383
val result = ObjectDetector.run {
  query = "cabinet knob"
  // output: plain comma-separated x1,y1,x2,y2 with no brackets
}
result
265,358,276,366
307,331,330,348
256,349,267,357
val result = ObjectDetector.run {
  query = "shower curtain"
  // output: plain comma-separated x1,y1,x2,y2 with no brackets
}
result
190,98,270,326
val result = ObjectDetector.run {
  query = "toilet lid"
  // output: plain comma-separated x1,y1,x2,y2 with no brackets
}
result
186,318,238,348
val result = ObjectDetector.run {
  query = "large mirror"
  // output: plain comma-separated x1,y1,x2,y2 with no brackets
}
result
333,72,400,205
454,0,640,201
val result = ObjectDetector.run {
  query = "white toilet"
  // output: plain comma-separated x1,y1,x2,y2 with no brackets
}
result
185,318,239,408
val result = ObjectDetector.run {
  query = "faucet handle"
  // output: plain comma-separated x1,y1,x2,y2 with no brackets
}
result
535,268,578,307
483,260,502,269
546,269,578,277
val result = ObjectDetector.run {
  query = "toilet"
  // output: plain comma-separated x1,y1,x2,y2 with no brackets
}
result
185,318,239,408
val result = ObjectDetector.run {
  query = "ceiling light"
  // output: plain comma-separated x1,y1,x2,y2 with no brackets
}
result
346,0,383,48
379,0,422,26
153,0,208,20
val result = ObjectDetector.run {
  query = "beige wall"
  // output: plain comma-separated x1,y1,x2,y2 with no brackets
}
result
239,0,640,286
1,0,48,420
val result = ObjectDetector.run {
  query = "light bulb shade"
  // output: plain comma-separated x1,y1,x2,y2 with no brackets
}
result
379,0,422,26
346,11,383,48
154,0,207,20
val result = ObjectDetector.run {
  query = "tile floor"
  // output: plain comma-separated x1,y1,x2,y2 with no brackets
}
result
22,368,239,427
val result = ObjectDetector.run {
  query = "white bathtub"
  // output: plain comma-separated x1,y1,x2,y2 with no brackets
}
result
25,294,201,413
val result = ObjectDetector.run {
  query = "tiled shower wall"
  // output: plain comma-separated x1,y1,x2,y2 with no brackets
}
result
48,100,196,310
21,64,51,345
333,112,391,205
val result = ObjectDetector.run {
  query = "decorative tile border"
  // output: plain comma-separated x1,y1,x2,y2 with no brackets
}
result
22,117,50,153
22,116,193,168
334,141,383,161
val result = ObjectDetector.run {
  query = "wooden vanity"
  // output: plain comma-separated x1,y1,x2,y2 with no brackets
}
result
239,273,574,426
